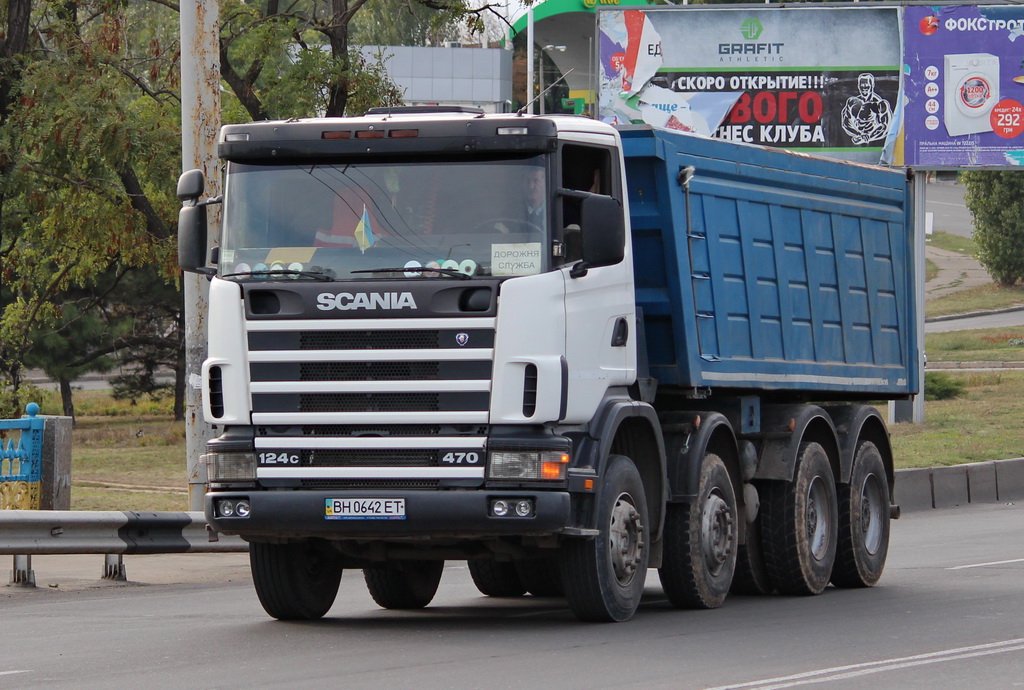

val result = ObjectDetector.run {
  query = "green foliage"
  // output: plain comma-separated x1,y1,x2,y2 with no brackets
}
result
962,170,1024,286
923,371,966,401
350,0,460,47
0,0,182,417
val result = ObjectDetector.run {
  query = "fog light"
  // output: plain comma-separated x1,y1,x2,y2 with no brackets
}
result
515,500,534,517
218,499,236,517
491,499,510,517
235,500,251,518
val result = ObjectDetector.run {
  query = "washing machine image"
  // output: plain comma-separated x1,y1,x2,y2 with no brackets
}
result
944,53,1000,137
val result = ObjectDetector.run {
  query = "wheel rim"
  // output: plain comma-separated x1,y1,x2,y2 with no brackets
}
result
806,476,832,561
859,472,885,555
609,492,645,586
701,491,735,576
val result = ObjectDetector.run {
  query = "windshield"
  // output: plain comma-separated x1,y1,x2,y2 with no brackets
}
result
219,157,550,280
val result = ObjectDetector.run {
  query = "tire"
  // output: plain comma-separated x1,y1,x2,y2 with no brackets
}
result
468,560,526,597
659,453,738,609
249,541,342,620
515,556,565,597
363,560,444,609
560,455,649,622
831,441,891,588
730,510,774,595
760,442,839,595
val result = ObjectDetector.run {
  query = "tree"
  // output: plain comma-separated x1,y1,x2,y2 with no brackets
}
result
0,0,501,419
962,170,1024,287
218,0,505,120
0,0,181,417
350,0,459,47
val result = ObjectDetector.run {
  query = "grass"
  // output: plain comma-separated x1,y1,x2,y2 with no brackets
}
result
27,390,189,511
16,368,1021,510
887,371,1024,469
926,327,1024,362
926,283,1024,318
924,230,1024,317
928,230,977,255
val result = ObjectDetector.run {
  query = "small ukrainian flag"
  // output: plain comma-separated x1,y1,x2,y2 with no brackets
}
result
354,204,375,253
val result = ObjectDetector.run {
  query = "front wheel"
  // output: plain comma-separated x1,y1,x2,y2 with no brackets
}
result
249,541,342,620
560,455,649,622
363,560,444,609
659,453,738,609
468,560,526,597
515,556,565,597
831,441,890,588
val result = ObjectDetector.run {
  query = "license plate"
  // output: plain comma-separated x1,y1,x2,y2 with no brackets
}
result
325,498,406,520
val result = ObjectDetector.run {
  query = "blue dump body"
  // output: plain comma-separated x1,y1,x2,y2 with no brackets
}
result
621,126,917,399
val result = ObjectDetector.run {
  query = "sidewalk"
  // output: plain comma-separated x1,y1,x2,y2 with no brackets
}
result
925,243,993,300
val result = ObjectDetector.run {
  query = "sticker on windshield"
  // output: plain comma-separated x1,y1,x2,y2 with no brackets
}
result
492,243,542,276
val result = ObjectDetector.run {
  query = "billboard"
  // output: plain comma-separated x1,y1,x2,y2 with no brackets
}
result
597,6,903,164
904,5,1024,167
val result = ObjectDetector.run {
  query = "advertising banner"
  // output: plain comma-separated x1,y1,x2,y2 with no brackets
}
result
598,7,903,164
904,5,1024,167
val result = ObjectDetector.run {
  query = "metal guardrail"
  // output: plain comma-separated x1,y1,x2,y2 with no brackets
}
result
1,510,247,586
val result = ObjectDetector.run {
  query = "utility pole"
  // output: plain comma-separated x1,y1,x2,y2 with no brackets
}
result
180,0,221,509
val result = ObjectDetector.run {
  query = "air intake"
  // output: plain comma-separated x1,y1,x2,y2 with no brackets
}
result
208,366,225,419
522,364,538,417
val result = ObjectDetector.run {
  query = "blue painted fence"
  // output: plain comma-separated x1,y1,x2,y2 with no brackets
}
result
0,403,45,510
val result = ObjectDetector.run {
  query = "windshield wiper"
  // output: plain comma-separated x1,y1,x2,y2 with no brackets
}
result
220,270,335,282
351,267,471,280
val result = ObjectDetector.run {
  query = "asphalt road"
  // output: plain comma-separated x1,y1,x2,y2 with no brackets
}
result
4,503,1023,689
925,182,972,238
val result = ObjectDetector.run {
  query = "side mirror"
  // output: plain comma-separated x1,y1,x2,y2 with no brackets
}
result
179,204,209,273
579,195,625,269
177,169,205,202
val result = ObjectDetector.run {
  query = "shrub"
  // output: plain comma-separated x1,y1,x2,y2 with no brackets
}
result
962,170,1024,286
924,372,966,401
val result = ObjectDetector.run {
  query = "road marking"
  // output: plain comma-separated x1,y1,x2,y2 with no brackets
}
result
707,638,1024,689
0,671,31,677
947,557,1024,570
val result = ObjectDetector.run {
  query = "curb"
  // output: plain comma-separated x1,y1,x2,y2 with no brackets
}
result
894,457,1024,512
925,305,1024,323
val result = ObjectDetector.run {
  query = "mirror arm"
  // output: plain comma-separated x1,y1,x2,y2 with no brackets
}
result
569,261,590,279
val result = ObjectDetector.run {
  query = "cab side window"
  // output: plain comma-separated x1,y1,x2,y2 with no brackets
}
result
560,145,612,263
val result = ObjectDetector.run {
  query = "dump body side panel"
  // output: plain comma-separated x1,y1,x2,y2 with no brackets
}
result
621,125,915,398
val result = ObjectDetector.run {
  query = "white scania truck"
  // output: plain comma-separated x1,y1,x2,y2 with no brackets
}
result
178,107,914,622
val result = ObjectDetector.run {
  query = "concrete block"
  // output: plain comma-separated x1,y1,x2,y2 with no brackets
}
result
931,465,970,509
966,462,998,505
40,415,72,510
994,458,1024,501
893,468,933,512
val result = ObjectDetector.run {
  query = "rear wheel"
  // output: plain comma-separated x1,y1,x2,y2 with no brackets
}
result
249,540,342,620
730,510,774,595
363,560,444,609
560,455,649,622
832,441,890,588
761,442,838,595
659,453,737,609
468,560,526,597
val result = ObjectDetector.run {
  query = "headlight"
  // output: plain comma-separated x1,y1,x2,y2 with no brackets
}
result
205,452,256,482
488,449,570,481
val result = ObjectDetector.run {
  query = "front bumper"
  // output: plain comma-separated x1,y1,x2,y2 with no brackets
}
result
206,489,573,541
